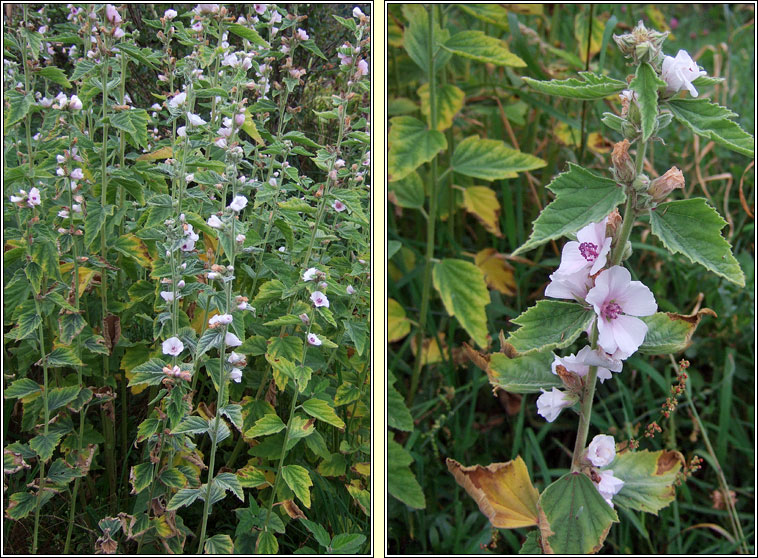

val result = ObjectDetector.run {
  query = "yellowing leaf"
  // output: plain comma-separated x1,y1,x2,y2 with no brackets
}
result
574,13,606,60
475,248,516,295
59,264,98,299
243,108,264,145
388,246,416,282
447,455,539,529
352,462,371,477
388,298,411,343
418,83,465,132
410,332,448,365
136,145,173,161
462,186,502,237
587,132,612,154
503,4,544,15
554,121,582,147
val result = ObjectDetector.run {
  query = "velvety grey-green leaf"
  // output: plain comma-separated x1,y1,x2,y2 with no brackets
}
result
4,90,34,129
523,72,627,100
389,171,425,209
537,472,618,554
487,351,563,393
451,135,546,181
432,258,490,348
442,30,526,67
227,23,269,48
387,116,447,181
513,163,625,256
507,301,593,354
638,310,715,354
630,62,666,142
402,6,451,74
649,198,745,286
611,449,683,514
388,437,426,509
668,98,754,158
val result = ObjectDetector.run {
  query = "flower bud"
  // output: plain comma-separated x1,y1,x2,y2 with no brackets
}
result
611,140,635,184
648,166,684,203
632,174,650,193
621,241,633,262
605,208,622,239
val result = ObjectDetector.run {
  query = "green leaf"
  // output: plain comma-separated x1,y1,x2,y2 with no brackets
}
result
300,518,331,548
39,66,72,88
537,472,618,554
227,23,269,48
6,490,54,520
237,465,268,488
432,258,490,348
630,62,666,142
418,83,465,131
612,450,683,514
329,533,366,554
128,358,169,387
167,488,202,510
281,464,312,508
220,404,243,432
25,262,42,293
253,279,284,304
388,437,425,509
442,30,525,67
317,453,347,477
159,467,187,489
507,301,593,354
402,6,451,75
31,238,61,281
6,311,42,340
114,43,160,70
281,131,321,149
513,163,626,256
84,201,115,249
387,382,413,431
4,378,42,399
387,116,447,182
639,309,716,354
47,458,81,484
46,347,83,368
205,534,234,554
30,432,63,462
343,320,368,356
487,351,563,393
523,72,627,100
245,413,286,438
110,109,149,148
256,531,278,554
302,398,345,430
451,135,546,181
267,335,303,362
215,472,244,502
4,90,34,129
300,39,327,60
519,530,543,554
457,4,511,27
668,98,754,158
649,198,745,286
172,416,210,435
112,234,150,266
388,171,425,209
59,313,87,345
47,385,82,412
130,463,154,494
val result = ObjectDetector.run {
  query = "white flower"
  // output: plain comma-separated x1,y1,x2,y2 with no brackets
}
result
39,97,53,108
162,336,184,356
661,50,707,98
545,268,593,302
228,195,248,212
227,351,245,365
58,209,70,218
335,159,345,169
214,138,227,148
176,126,187,137
71,168,84,180
594,469,625,508
278,246,286,252
332,200,346,212
270,10,281,24
169,91,186,108
208,214,223,229
353,6,365,18
310,291,329,308
57,167,66,177
307,333,321,346
536,387,576,422
180,238,195,252
296,28,309,41
10,195,23,203
72,204,82,213
230,368,243,383
357,59,369,76
236,234,246,243
586,434,616,467
207,272,220,280
552,346,622,384
164,9,177,19
346,285,356,295
209,313,233,326
113,26,125,39
254,3,267,14
68,95,83,110
160,291,175,302
105,4,122,24
225,332,243,347
196,4,220,14
27,187,41,207
187,112,206,127
299,313,310,325
302,267,320,282
556,218,611,276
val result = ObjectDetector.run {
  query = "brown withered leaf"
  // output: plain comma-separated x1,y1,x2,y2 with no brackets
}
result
710,489,737,510
95,533,118,554
265,379,278,406
446,456,539,529
555,364,583,393
656,450,685,476
462,342,490,371
497,391,522,416
280,499,306,519
3,448,31,475
103,314,121,354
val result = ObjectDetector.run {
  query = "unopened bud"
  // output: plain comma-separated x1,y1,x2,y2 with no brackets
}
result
611,140,635,183
621,241,633,262
605,209,622,239
648,166,684,203
632,174,650,193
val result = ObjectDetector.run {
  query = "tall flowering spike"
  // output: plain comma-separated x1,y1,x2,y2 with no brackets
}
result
536,387,577,423
556,218,612,276
661,50,707,98
586,434,616,467
586,266,657,357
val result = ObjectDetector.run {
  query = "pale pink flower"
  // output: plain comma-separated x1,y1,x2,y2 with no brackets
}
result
299,313,310,325
209,313,233,326
208,215,223,229
177,126,187,137
557,218,611,276
307,333,321,346
169,91,186,108
270,10,282,24
353,6,365,18
71,168,84,180
661,50,707,98
332,200,346,212
225,332,242,347
160,291,175,302
552,345,622,384
302,267,320,282
228,195,248,212
187,112,206,127
254,4,267,14
236,234,245,243
346,285,356,295
545,268,592,301
105,4,122,25
196,4,220,14
586,434,616,467
164,9,177,19
536,387,577,423
594,469,624,508
586,266,657,357
310,291,329,308
296,28,308,41
68,95,83,110
113,26,125,39
230,368,243,383
162,336,184,356
357,59,369,76
227,351,245,365
27,187,41,207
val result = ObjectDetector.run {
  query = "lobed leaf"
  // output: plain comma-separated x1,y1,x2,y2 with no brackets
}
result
668,98,754,158
507,300,593,354
523,72,627,100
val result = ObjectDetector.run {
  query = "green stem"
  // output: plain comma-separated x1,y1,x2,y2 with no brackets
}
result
31,297,50,554
408,6,439,407
571,324,599,471
20,5,34,178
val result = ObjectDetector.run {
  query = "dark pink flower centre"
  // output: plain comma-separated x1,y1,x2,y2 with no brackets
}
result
579,242,599,262
602,301,623,321
315,297,323,304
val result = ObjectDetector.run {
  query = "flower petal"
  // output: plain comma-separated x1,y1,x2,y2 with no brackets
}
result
611,315,648,356
615,280,657,316
556,241,588,275
596,316,618,354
